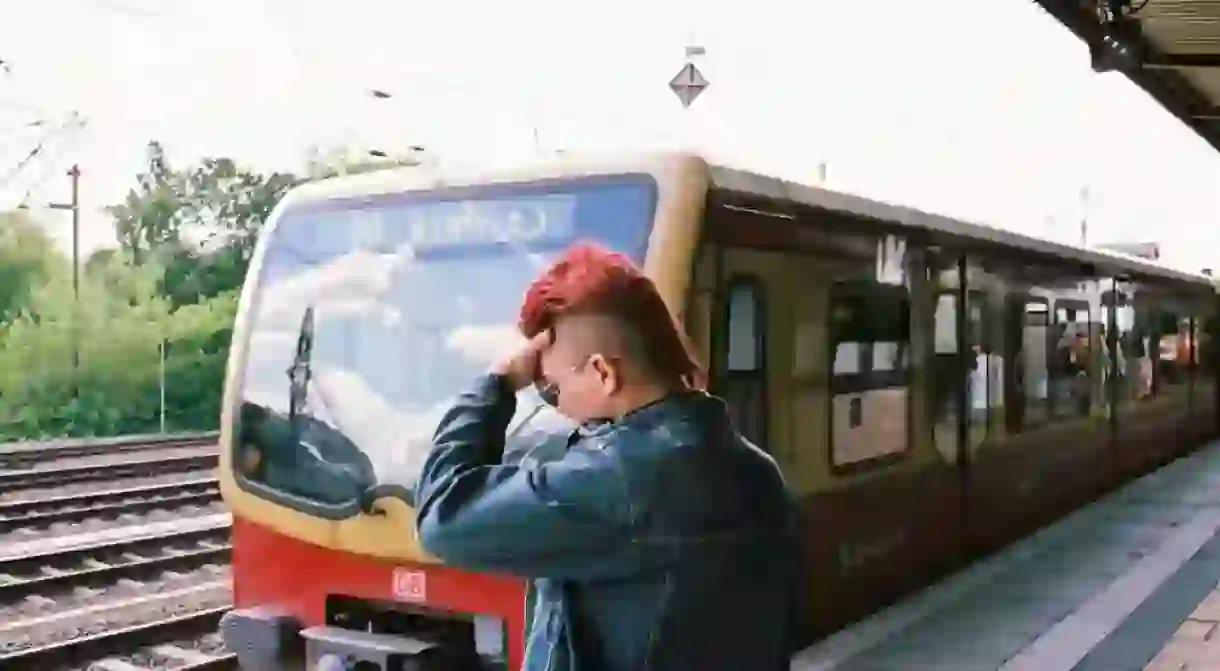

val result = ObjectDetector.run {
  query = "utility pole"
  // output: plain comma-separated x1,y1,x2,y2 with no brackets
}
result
69,165,80,399
68,165,79,304
41,166,81,398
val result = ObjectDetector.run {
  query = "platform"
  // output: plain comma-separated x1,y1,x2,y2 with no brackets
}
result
791,439,1220,671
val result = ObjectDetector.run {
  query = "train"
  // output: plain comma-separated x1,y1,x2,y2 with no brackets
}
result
217,152,1219,670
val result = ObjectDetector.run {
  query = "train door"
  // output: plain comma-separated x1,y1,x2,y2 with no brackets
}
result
695,244,785,456
695,207,964,636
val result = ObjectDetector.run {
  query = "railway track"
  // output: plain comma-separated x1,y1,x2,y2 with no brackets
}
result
0,522,234,669
0,526,230,604
0,453,218,493
0,478,220,533
0,606,236,670
0,434,219,470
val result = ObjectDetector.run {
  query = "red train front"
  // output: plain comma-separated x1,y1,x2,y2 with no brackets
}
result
218,155,690,669
223,515,527,669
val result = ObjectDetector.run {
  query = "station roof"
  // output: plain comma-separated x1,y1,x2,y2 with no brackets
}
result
1034,1,1220,153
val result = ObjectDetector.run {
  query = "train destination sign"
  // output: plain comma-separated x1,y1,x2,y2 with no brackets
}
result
349,193,580,254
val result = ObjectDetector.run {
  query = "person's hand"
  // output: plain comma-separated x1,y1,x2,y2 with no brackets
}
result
491,330,553,391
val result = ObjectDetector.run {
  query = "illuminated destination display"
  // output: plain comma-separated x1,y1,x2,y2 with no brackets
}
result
266,178,656,278
351,193,580,252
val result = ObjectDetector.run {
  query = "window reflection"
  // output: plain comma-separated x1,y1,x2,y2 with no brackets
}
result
829,276,911,468
234,179,657,507
1052,302,1093,419
1113,284,1154,404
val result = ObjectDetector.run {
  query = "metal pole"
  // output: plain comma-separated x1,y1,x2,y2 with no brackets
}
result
37,167,81,405
68,165,80,401
159,340,166,433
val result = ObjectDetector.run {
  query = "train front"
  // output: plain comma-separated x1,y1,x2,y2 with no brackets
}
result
215,168,664,670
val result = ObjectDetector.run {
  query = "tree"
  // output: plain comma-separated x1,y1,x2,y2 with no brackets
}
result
0,254,237,439
107,141,184,259
0,140,432,440
105,142,299,306
84,248,118,277
182,156,299,262
0,211,62,322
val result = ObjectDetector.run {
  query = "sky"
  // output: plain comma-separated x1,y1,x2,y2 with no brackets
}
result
1,0,1219,273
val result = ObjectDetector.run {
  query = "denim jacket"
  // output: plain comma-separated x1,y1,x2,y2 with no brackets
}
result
414,374,804,671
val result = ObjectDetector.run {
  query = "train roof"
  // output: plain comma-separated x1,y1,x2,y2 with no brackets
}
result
280,151,1216,289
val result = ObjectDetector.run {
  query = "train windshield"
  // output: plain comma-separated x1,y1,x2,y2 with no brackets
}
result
235,176,657,509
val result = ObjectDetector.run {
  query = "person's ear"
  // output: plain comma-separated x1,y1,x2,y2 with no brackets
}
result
590,354,622,395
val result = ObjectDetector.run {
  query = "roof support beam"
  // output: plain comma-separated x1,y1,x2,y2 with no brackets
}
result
1144,53,1220,68
1032,0,1220,152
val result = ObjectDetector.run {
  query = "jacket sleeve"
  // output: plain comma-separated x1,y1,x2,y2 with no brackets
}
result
412,374,648,581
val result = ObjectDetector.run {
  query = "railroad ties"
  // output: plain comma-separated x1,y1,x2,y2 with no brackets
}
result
0,434,235,670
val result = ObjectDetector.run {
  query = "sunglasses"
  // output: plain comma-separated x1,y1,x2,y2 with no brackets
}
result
536,381,561,407
533,356,596,407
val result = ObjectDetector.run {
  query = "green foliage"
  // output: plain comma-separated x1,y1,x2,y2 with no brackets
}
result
0,211,62,322
105,141,299,306
0,251,238,439
1,140,418,441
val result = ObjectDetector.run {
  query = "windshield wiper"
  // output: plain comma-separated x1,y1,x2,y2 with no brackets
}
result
286,306,315,424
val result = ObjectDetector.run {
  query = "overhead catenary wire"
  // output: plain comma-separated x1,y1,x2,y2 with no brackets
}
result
1,113,86,209
15,126,85,210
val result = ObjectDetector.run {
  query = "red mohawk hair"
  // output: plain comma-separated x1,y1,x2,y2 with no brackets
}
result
519,243,704,386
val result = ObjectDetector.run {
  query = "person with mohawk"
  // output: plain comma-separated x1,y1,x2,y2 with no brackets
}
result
414,243,804,671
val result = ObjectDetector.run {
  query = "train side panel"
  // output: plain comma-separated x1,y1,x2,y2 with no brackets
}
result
698,203,964,639
697,188,1220,640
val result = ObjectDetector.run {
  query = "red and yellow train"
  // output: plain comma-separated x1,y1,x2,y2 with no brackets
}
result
218,152,1219,670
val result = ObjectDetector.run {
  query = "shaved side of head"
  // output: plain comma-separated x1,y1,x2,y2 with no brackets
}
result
553,313,655,377
520,243,704,389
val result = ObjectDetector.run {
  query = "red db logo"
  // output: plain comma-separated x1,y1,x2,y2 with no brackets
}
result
392,568,427,602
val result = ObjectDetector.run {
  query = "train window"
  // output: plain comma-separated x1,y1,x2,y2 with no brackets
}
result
1197,312,1218,418
829,282,910,470
1156,310,1192,401
1186,314,1203,416
1098,284,1117,417
932,292,959,458
726,283,762,372
720,278,767,449
1021,298,1051,429
931,276,988,460
1197,313,1216,375
1114,283,1156,405
234,177,657,509
1052,301,1093,419
966,291,997,446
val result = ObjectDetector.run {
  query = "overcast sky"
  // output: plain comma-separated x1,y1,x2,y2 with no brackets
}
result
1,0,1218,273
